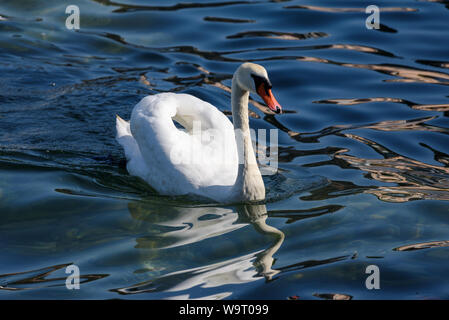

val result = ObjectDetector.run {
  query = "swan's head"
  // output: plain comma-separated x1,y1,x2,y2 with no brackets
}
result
234,62,282,114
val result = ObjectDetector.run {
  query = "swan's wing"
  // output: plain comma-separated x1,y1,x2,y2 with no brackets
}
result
128,93,238,196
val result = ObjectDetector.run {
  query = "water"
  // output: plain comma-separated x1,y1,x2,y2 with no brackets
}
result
1,0,448,299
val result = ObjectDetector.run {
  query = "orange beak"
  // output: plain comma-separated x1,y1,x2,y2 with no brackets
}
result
256,82,282,114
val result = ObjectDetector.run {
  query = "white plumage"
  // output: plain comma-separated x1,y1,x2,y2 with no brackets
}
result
116,63,282,203
116,93,238,202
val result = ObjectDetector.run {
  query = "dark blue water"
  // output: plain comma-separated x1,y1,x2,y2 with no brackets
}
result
1,0,448,299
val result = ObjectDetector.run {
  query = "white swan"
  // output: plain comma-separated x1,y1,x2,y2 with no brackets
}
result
116,63,282,203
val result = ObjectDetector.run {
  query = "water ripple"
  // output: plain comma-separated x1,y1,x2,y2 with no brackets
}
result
0,263,108,291
227,31,328,40
93,0,259,13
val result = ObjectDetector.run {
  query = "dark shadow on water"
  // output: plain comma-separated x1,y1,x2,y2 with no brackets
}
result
227,31,328,41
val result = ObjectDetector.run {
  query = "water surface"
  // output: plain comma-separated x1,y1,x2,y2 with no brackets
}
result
1,0,449,299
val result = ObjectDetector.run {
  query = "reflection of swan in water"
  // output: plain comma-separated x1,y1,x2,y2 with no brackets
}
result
112,202,284,298
237,204,284,280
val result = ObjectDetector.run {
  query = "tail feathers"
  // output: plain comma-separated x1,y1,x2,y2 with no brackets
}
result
115,114,137,161
115,115,148,177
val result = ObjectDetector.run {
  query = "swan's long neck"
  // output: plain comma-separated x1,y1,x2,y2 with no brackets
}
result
231,76,265,202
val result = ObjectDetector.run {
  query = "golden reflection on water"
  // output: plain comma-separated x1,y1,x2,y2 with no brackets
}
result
315,97,449,112
336,133,449,202
297,56,449,86
393,240,449,251
284,5,417,13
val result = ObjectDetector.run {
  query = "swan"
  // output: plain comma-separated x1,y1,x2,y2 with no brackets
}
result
116,63,282,203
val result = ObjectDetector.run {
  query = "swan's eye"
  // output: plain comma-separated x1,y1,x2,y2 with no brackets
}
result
251,73,282,114
251,74,272,95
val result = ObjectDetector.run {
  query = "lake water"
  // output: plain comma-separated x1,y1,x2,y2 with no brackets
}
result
1,0,448,300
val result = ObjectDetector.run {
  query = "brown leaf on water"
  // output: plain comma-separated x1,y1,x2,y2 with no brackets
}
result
139,74,151,87
313,293,353,300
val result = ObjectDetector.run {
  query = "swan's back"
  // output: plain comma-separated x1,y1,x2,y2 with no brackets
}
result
116,93,238,201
